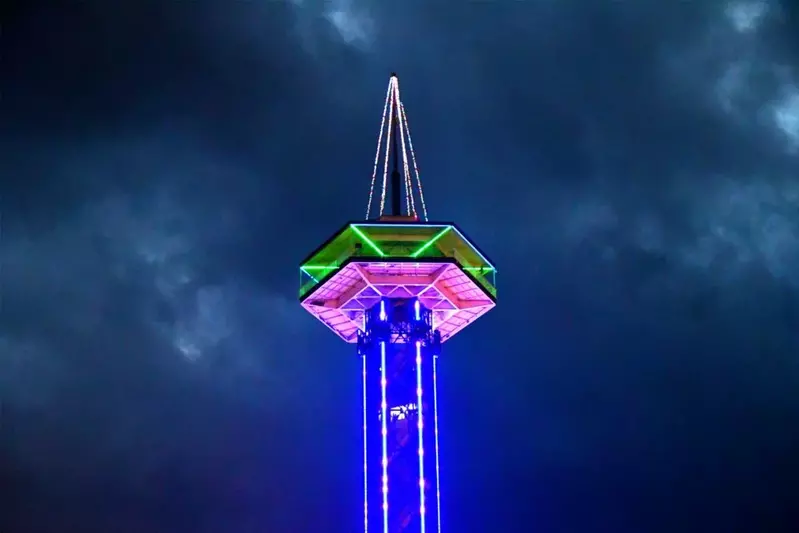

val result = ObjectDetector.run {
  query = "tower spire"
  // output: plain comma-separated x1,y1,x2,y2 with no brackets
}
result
390,74,401,216
365,73,429,221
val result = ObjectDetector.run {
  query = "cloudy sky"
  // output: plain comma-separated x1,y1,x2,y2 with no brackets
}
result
2,1,799,531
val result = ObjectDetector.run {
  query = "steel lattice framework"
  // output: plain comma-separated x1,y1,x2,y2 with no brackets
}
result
299,74,496,533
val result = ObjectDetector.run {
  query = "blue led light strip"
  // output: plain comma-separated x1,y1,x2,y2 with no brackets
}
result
362,355,368,533
380,341,389,533
433,355,442,533
416,341,426,532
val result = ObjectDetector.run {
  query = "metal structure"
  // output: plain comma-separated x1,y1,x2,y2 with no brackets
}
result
299,74,496,533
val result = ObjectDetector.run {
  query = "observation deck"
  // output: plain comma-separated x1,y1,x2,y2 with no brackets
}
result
299,220,496,343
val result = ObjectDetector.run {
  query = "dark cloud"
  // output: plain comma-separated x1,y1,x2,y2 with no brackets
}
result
2,0,799,532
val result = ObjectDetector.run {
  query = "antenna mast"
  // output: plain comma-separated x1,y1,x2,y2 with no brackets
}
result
390,73,401,216
366,73,429,221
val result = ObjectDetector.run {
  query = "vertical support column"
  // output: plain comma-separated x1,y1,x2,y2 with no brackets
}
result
380,340,390,533
432,355,442,533
358,298,441,533
420,337,440,533
361,326,387,533
415,341,426,533
362,354,369,533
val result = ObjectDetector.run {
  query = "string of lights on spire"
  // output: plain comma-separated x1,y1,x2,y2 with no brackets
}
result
366,75,429,221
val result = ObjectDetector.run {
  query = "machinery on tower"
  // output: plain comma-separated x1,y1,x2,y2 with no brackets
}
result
298,74,497,533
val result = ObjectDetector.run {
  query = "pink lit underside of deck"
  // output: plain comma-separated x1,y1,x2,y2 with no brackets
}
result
300,261,495,343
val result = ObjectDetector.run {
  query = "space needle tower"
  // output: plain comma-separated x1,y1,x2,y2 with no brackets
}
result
298,74,497,533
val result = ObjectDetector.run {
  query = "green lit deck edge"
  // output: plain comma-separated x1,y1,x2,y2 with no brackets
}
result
298,222,497,300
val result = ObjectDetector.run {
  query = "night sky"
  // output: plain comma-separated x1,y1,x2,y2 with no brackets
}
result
2,1,799,532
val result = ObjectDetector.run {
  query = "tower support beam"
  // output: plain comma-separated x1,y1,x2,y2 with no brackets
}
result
358,298,442,533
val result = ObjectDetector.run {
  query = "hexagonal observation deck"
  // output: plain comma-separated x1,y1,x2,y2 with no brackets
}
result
299,220,496,343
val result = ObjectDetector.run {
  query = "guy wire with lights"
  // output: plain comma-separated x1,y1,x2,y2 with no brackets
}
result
298,73,497,533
